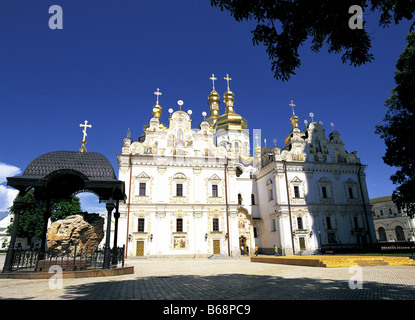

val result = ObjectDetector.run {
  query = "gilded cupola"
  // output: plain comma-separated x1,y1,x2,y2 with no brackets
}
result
204,74,221,129
143,88,168,133
215,74,248,131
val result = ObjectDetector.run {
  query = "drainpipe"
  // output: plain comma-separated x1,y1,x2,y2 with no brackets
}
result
357,163,372,244
224,157,231,257
283,160,295,255
125,153,133,259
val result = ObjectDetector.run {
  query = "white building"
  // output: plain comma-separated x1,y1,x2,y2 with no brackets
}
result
370,196,415,242
115,75,376,258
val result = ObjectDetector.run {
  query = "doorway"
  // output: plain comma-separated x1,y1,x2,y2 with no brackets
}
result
213,240,220,254
136,240,144,256
239,236,246,255
299,237,306,251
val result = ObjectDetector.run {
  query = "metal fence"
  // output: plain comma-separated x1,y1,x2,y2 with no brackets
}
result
7,245,125,272
321,241,415,255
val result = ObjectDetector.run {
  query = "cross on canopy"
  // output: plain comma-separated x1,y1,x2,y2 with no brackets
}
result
79,120,92,142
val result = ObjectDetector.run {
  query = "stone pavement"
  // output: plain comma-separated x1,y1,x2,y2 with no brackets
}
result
0,255,415,300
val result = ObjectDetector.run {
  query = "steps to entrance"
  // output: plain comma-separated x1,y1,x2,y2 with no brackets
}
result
251,255,415,268
208,254,231,259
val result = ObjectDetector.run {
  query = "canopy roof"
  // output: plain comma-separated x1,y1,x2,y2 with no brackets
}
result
7,151,125,202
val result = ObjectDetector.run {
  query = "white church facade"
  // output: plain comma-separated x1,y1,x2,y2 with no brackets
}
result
115,75,376,258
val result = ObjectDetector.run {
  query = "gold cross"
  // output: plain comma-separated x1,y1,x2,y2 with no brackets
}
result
224,74,232,90
289,100,296,114
79,120,92,142
154,88,162,104
209,74,217,90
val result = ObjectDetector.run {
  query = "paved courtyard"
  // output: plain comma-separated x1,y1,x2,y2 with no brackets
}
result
0,255,414,300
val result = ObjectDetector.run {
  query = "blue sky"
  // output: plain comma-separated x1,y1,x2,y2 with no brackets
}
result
0,0,412,213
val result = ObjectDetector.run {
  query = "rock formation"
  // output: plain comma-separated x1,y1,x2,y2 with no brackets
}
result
46,213,104,255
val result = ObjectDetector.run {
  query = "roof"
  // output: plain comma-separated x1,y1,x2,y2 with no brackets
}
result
7,151,124,201
22,151,116,180
369,196,392,204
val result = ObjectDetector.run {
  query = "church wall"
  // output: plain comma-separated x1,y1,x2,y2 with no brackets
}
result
117,152,256,258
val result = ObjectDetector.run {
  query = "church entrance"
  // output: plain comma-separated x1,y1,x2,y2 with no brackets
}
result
213,240,220,255
299,237,306,251
136,240,144,256
239,236,246,255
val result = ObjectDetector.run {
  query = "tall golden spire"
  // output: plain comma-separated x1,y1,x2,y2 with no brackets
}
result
142,88,167,134
215,74,248,131
223,74,235,114
152,88,162,118
205,74,221,129
289,100,299,129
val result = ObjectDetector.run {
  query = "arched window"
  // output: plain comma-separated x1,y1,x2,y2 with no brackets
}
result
238,193,242,205
395,226,405,241
251,193,255,205
266,179,273,201
378,227,387,242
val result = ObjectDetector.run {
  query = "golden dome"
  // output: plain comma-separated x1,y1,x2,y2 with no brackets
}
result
215,89,248,131
205,88,221,129
208,89,220,105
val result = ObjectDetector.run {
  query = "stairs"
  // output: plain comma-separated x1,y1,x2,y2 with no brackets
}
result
251,255,415,268
208,254,231,259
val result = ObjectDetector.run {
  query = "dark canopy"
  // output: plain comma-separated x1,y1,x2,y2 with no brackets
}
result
4,150,125,272
7,151,125,202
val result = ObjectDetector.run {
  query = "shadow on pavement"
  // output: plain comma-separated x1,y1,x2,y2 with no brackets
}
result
59,273,415,300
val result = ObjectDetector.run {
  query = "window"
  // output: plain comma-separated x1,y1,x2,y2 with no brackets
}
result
353,216,359,228
378,227,387,241
236,167,243,177
266,179,273,201
322,186,327,198
271,218,276,232
238,194,242,205
138,218,145,232
139,183,146,196
328,232,337,243
212,218,219,232
176,218,183,232
395,226,405,241
268,188,273,201
297,217,303,230
348,187,354,199
294,186,300,198
212,185,218,197
253,227,258,238
251,194,255,205
326,217,332,229
176,184,183,197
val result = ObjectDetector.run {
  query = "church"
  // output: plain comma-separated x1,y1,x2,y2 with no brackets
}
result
115,74,376,258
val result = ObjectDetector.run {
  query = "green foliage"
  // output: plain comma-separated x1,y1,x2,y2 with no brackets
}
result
7,189,82,244
375,31,415,218
210,0,415,81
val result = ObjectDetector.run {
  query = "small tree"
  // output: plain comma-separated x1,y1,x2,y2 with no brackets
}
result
7,189,81,246
210,0,415,81
375,31,415,218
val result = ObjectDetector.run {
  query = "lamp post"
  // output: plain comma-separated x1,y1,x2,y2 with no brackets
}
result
103,198,115,269
318,230,322,251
